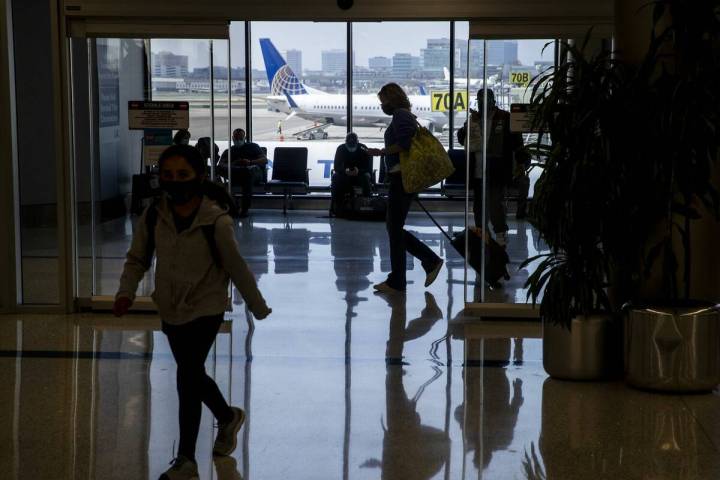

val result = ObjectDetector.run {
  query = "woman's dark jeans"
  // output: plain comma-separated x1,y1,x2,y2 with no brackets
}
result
385,172,441,290
163,314,232,461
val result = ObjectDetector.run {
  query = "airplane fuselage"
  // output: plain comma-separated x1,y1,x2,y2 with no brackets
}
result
267,93,448,132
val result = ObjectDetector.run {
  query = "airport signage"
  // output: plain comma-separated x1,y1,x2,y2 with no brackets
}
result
510,70,533,87
143,129,173,166
430,91,469,113
510,104,538,132
128,101,189,130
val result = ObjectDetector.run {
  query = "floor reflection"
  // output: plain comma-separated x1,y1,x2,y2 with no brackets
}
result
459,338,524,472
3,213,720,479
361,292,449,480
1,309,720,479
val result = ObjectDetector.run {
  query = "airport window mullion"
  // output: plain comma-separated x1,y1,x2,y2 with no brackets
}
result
449,21,455,150
245,21,252,141
346,21,352,134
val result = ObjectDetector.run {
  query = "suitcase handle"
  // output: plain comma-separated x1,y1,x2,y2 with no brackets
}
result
415,199,453,243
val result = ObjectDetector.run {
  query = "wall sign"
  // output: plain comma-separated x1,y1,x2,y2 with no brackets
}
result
510,103,537,133
128,101,189,130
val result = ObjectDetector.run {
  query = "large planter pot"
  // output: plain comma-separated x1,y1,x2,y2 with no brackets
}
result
543,314,619,380
624,303,720,392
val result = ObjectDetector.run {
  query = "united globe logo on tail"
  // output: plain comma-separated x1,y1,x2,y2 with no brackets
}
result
271,64,307,96
260,38,308,96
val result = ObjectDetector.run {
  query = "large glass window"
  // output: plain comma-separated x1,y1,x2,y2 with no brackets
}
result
251,22,347,190
352,22,451,150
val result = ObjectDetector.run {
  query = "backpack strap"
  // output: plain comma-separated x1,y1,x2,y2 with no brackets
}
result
143,202,159,269
201,220,222,267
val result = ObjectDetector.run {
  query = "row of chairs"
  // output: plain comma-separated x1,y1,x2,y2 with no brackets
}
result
218,146,493,214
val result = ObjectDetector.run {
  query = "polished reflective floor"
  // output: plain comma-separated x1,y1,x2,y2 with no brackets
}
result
4,211,720,479
23,209,547,304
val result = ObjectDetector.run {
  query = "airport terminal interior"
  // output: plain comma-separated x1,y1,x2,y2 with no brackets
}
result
2,1,720,479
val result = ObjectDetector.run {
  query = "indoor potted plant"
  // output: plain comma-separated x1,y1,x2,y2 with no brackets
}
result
521,36,621,380
525,0,720,389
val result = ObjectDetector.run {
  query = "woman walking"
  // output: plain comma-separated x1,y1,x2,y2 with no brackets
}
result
368,83,444,293
113,144,271,480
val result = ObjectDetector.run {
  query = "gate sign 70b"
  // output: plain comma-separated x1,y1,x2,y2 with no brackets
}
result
430,91,469,112
510,71,533,87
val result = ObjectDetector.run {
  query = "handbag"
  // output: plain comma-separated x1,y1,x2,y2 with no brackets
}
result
399,122,455,193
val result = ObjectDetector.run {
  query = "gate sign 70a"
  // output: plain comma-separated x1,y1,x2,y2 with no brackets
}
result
430,91,469,112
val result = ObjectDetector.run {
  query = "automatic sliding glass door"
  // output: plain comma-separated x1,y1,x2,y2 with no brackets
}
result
70,35,231,301
464,38,555,308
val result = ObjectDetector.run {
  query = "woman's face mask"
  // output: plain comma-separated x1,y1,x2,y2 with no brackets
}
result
159,155,202,204
233,139,245,147
160,177,201,205
179,138,190,146
380,102,394,116
346,144,358,153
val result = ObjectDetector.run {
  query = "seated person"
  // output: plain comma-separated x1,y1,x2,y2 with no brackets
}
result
172,129,191,145
218,128,268,217
331,133,372,215
195,136,220,170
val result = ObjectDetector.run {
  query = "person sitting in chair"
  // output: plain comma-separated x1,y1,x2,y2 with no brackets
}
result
330,132,372,216
218,128,268,218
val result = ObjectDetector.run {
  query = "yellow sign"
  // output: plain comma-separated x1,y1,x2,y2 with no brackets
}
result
430,91,469,112
510,71,532,87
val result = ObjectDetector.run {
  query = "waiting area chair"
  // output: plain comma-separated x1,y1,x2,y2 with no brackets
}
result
267,146,310,214
441,148,468,198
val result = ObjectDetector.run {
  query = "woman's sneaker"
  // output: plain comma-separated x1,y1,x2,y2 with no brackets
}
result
424,259,444,287
213,456,243,480
213,407,246,456
159,456,199,480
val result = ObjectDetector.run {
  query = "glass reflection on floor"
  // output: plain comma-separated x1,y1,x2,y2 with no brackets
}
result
3,211,720,479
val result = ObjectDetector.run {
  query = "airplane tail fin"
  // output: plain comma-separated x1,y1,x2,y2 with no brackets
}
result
443,66,451,81
419,84,428,96
259,38,307,95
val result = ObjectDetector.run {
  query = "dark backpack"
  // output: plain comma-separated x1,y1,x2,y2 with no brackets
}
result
143,203,222,269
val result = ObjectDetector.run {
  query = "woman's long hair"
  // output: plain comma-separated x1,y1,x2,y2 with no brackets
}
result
378,83,412,110
158,144,240,218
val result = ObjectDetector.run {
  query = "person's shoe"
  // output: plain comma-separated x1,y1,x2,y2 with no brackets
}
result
213,407,246,456
159,456,199,480
373,282,405,294
213,455,243,480
424,259,444,288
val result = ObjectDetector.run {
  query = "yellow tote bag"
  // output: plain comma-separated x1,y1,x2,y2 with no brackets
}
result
399,124,455,193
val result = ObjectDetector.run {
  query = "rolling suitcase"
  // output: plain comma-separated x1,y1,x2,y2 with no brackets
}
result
416,200,510,288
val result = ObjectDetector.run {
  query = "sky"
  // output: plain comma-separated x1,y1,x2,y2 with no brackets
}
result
151,22,554,72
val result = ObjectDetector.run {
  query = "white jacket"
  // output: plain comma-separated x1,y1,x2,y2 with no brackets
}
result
116,196,269,324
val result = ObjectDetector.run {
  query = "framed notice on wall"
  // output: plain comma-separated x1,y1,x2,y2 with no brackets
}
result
128,101,189,130
510,104,538,133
